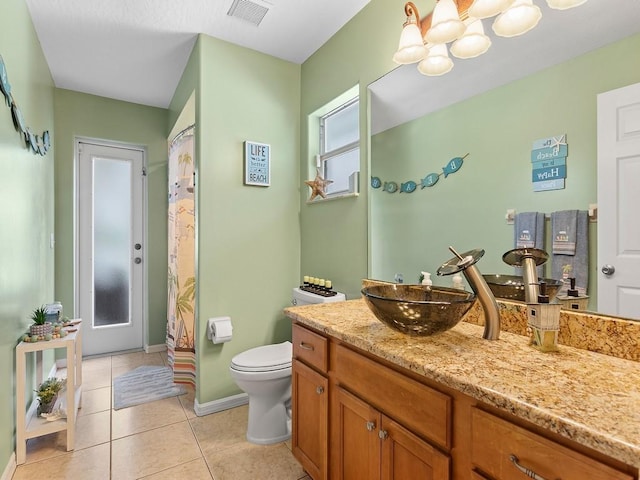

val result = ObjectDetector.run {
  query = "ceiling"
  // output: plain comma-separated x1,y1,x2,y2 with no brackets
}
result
370,0,640,134
25,0,371,108
23,0,640,122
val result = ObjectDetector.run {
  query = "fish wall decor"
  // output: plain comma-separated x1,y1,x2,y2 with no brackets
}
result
0,54,50,156
371,153,469,194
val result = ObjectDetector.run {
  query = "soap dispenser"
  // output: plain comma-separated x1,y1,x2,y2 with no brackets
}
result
527,282,561,353
421,272,432,286
556,277,589,310
451,273,464,290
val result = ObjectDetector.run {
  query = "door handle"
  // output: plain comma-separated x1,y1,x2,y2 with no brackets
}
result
601,264,615,276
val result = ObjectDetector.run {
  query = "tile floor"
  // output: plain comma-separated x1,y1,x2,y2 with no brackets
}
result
13,350,309,480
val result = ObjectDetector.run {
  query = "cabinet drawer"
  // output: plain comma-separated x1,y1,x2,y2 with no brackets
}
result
471,408,633,480
334,344,451,450
293,323,328,373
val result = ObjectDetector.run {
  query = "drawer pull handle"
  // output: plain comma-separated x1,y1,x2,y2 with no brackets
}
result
299,342,314,351
366,421,376,432
316,386,324,395
509,455,548,480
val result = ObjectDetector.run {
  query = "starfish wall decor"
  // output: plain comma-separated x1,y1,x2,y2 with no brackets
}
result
305,169,333,201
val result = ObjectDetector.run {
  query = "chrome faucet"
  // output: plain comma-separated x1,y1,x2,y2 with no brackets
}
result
501,248,549,304
437,247,500,340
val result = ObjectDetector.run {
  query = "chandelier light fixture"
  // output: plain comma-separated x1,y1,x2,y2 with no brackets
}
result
393,0,589,76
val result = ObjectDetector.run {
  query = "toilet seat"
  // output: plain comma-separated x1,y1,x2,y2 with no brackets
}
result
231,341,292,372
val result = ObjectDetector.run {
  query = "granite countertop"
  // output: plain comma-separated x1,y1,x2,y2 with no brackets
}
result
285,299,640,470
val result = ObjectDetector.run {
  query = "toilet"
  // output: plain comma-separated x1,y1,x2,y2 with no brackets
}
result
229,341,293,445
230,287,346,444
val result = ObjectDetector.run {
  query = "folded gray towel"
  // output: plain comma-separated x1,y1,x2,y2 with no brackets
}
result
551,210,589,294
552,210,578,255
514,212,545,277
515,212,543,248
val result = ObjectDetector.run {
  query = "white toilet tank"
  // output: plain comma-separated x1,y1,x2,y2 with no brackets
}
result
292,287,346,306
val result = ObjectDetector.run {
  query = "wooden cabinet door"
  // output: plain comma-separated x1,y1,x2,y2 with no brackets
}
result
334,387,381,480
380,415,450,480
292,359,328,480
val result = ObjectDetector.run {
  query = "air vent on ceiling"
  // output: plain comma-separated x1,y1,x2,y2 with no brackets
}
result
227,0,269,27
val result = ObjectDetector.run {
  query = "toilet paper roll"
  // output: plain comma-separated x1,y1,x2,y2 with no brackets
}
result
207,316,233,344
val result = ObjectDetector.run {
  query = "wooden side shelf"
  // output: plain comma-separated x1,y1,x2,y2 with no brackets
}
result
15,321,83,465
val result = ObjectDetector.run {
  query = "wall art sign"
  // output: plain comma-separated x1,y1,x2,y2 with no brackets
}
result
243,141,270,187
531,134,567,192
0,54,51,156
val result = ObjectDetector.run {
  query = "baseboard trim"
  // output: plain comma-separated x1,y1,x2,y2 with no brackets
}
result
2,452,16,480
194,393,248,417
144,344,167,354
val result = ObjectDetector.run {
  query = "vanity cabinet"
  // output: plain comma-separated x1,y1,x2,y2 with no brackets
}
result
290,320,638,480
334,386,450,479
292,324,329,480
470,408,634,480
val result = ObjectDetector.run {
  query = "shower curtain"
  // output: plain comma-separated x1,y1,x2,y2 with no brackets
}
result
167,125,196,386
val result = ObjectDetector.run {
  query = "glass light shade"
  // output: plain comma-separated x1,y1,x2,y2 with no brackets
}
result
468,0,515,18
393,22,429,64
546,0,587,9
450,18,492,59
417,44,454,76
492,0,542,37
425,0,466,44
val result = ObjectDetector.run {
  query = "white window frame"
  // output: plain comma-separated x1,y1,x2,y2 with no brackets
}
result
317,97,360,199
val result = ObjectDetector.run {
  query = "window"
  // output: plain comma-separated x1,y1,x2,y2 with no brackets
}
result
318,97,359,198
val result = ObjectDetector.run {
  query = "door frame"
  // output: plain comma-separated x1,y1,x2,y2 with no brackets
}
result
74,136,148,354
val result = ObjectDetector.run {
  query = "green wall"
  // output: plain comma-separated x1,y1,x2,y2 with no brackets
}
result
0,0,55,469
299,0,409,299
370,33,640,307
169,35,301,404
53,89,169,347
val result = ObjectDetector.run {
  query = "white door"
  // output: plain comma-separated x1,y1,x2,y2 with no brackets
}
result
597,82,640,318
77,141,145,356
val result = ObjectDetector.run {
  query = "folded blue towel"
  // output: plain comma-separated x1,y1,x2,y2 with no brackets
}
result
514,212,545,277
552,210,578,255
515,212,544,249
551,210,589,295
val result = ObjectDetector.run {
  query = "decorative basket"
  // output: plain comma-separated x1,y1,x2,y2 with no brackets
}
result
30,323,53,337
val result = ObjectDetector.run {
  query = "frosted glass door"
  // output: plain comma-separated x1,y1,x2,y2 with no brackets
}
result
78,141,144,356
93,157,131,327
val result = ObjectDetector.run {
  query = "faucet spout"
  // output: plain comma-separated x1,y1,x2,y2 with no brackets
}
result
437,247,500,340
461,264,500,340
501,248,550,304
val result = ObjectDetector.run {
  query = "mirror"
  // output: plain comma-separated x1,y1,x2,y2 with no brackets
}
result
368,1,640,321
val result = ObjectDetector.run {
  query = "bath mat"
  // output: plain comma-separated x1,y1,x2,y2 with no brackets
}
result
113,365,187,410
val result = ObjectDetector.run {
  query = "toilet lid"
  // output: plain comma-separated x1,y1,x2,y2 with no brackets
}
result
231,341,292,372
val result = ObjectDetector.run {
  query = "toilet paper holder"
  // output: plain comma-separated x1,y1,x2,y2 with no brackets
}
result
207,316,233,344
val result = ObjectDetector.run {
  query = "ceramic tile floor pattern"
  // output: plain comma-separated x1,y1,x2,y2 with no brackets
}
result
12,351,310,480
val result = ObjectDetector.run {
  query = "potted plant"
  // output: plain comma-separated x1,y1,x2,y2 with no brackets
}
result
30,305,52,337
35,377,65,416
